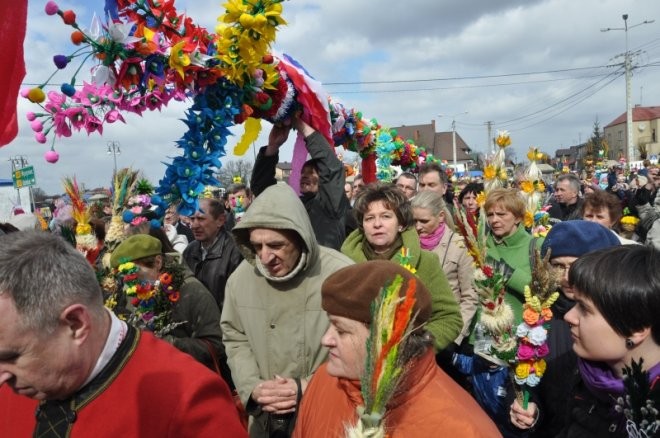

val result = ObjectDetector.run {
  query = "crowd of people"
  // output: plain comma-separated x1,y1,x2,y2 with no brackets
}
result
0,120,659,438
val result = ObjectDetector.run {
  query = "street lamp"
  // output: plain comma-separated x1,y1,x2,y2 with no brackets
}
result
438,112,468,172
601,14,655,164
107,140,121,175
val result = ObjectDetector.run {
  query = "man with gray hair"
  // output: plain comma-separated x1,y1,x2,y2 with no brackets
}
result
0,231,246,437
547,173,584,222
222,183,354,436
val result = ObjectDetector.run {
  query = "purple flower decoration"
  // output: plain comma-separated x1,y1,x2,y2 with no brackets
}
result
53,55,70,69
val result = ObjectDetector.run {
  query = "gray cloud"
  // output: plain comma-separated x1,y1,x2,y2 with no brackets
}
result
3,0,659,196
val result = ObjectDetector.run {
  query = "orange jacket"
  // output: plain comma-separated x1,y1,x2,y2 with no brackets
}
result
293,349,501,438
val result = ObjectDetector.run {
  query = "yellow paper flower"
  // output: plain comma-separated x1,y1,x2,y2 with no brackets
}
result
484,165,496,180
118,261,136,272
499,169,508,180
535,180,546,193
534,359,547,376
526,147,537,161
621,215,639,225
524,210,534,228
495,131,511,148
515,361,531,379
519,180,534,193
27,87,46,103
169,40,191,79
476,192,486,207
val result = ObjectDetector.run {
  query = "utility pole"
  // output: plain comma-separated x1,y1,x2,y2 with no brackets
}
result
601,14,655,164
107,140,121,176
485,121,494,154
438,112,468,172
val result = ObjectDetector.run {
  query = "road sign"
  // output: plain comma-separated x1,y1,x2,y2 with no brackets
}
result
12,165,36,188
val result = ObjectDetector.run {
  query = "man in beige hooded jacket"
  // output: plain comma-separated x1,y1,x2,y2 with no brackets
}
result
222,183,354,437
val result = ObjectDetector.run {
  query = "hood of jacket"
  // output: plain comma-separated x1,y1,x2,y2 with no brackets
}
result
232,183,319,270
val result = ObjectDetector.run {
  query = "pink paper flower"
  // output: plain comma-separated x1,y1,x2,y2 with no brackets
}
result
536,343,549,358
30,120,43,132
517,343,535,361
45,149,60,163
45,1,59,15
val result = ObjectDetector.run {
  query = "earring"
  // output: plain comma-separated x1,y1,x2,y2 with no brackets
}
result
625,338,634,349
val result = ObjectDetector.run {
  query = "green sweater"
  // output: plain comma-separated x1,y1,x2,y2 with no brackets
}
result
341,227,463,351
485,224,543,323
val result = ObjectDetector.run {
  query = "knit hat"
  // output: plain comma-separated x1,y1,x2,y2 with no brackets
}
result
541,220,620,259
110,234,162,268
321,260,432,326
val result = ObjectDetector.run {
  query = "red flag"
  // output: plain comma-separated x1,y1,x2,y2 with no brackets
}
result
0,0,28,146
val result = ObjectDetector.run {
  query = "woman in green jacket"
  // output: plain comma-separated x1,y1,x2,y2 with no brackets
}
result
341,182,462,351
484,188,541,323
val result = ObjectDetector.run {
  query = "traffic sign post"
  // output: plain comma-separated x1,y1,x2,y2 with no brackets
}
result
12,165,36,188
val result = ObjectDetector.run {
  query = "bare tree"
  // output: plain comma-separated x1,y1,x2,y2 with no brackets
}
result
216,159,254,187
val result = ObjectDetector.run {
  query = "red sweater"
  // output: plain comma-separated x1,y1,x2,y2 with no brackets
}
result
0,331,247,437
293,349,501,438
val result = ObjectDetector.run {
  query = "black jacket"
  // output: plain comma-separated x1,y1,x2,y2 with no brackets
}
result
175,221,194,242
557,375,628,438
532,295,577,438
547,198,584,222
182,229,243,312
251,131,349,250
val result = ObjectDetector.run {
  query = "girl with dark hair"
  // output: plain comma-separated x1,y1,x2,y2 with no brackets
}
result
458,182,484,218
560,245,660,437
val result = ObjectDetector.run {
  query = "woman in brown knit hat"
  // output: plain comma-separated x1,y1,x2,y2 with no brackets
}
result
292,260,500,438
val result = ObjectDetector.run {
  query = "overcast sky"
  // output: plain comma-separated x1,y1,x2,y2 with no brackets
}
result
3,0,660,195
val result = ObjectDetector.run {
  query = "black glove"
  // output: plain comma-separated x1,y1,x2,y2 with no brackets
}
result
634,187,652,206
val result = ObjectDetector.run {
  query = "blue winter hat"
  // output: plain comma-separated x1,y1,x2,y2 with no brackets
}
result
541,220,620,259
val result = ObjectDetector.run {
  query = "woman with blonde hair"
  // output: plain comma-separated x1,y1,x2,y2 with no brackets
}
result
463,188,541,436
411,191,477,369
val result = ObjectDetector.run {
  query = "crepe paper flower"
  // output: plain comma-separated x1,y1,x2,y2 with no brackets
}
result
107,20,141,45
483,164,496,180
169,40,191,79
35,132,47,143
60,83,76,97
61,10,76,25
27,88,46,103
30,120,44,132
112,258,186,336
44,149,58,166
71,30,85,45
160,272,172,286
45,1,59,15
519,180,534,194
53,54,71,69
495,130,511,148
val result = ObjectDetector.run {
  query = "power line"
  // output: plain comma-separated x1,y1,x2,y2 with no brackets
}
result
327,71,617,94
323,65,613,86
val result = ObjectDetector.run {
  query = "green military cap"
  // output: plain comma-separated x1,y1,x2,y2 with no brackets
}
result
110,234,162,269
